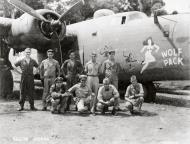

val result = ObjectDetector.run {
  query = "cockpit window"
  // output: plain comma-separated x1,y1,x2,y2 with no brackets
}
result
121,12,146,25
110,12,147,26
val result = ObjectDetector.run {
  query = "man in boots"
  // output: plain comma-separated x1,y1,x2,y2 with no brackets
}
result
14,48,38,111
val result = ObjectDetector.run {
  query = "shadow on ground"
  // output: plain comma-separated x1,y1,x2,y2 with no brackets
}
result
155,96,190,108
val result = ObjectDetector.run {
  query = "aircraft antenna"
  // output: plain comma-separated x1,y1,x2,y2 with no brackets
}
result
57,35,63,64
82,46,84,66
51,31,63,64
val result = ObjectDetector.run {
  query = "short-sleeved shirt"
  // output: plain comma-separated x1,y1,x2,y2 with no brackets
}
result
40,59,60,77
61,59,83,76
85,60,100,76
102,59,120,79
97,85,119,101
68,83,92,99
15,58,38,76
125,83,144,98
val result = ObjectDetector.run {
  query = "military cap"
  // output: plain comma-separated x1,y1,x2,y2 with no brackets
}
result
91,52,97,56
47,49,54,53
108,49,115,54
130,75,137,82
54,77,64,83
79,75,87,80
103,77,110,84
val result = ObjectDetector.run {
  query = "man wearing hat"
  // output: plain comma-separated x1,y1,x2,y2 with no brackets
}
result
125,75,144,114
66,75,94,113
102,49,121,90
61,50,83,111
39,49,60,111
61,50,83,89
84,52,101,114
97,78,120,115
47,77,68,114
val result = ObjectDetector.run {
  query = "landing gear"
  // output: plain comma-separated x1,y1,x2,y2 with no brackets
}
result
143,82,156,102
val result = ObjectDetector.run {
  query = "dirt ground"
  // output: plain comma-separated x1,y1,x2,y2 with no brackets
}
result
0,100,190,144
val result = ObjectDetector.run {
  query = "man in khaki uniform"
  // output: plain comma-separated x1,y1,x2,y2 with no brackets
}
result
47,77,68,114
40,49,60,111
97,78,119,115
66,75,94,113
102,50,121,89
125,75,144,114
84,52,100,114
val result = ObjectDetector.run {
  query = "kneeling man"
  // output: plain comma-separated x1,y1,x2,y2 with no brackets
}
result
67,75,94,113
97,78,119,115
125,75,144,114
47,77,68,114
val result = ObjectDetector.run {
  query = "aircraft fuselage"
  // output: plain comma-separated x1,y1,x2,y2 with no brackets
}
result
66,11,190,83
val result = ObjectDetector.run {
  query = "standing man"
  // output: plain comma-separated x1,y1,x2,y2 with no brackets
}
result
84,52,100,114
125,75,144,114
61,50,83,89
14,48,38,111
40,49,60,111
97,78,120,115
102,49,120,89
61,50,83,110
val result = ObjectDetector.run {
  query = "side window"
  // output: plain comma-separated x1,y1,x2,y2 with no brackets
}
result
121,16,126,24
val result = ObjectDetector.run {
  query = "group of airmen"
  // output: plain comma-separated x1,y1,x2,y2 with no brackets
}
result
14,48,144,116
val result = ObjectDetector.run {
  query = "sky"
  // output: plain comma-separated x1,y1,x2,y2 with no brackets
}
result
164,0,190,13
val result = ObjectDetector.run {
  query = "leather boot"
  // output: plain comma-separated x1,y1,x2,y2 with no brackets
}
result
30,106,38,111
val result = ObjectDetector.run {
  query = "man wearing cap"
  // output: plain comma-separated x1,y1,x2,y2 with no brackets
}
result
61,50,83,89
102,49,121,90
40,49,60,111
14,48,38,111
47,77,68,114
97,78,119,115
125,75,144,114
66,75,94,113
61,50,83,110
84,52,100,114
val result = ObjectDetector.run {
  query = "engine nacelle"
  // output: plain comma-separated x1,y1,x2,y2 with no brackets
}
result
8,9,66,52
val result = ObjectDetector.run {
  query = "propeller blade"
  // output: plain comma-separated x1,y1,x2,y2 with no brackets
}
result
7,0,48,22
59,0,85,23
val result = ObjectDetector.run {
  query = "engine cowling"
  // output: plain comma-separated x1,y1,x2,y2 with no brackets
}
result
8,9,66,52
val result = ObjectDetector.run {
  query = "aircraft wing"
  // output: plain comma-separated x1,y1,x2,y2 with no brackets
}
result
0,17,14,36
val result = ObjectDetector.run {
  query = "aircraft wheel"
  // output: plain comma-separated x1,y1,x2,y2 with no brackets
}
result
0,67,13,99
143,82,156,102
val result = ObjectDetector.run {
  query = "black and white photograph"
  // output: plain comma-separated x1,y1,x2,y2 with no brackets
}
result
0,0,190,143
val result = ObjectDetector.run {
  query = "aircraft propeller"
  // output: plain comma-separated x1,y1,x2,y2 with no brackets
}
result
7,0,85,32
6,0,85,64
49,0,85,29
59,0,85,23
7,0,49,22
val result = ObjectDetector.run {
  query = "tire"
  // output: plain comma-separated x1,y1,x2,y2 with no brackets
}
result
0,67,13,99
143,82,156,102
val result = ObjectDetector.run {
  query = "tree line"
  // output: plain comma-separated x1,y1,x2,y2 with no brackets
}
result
1,0,166,23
